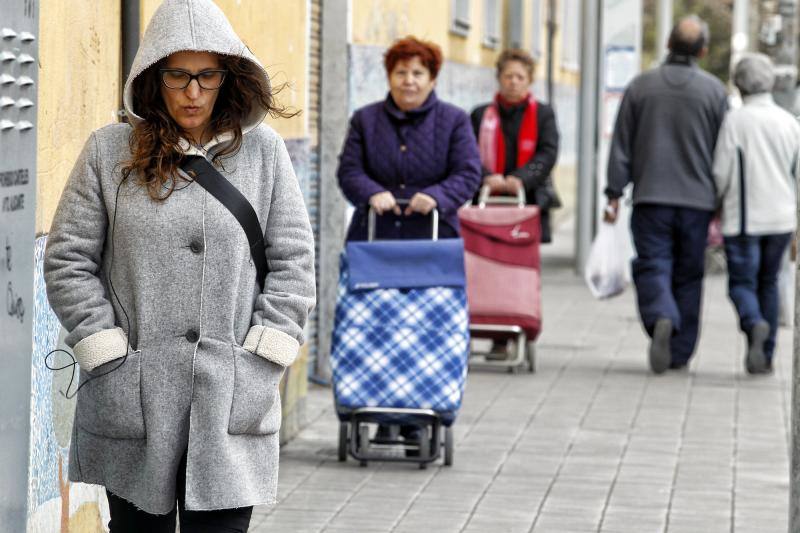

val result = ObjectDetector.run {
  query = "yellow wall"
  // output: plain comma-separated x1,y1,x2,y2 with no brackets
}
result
141,0,308,139
351,0,505,69
350,0,578,87
36,0,122,234
352,0,448,48
350,0,583,89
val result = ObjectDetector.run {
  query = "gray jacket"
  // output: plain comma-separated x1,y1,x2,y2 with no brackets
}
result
43,0,316,514
606,55,728,211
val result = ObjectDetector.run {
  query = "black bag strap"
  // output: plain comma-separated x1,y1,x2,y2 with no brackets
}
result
180,156,268,292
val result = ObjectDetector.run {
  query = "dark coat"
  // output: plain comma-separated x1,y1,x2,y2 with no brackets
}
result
470,100,560,242
337,92,482,241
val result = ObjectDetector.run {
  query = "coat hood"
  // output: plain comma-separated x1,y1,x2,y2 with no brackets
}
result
123,0,270,134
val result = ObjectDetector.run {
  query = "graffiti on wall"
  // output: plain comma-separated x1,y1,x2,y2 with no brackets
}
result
28,236,109,533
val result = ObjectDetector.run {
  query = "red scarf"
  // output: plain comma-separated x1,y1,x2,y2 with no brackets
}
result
478,93,538,174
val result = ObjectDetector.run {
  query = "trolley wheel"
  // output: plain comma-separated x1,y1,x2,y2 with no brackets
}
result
526,341,536,373
338,422,348,462
443,426,454,466
508,365,517,374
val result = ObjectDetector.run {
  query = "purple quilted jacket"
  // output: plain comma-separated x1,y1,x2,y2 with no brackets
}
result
337,91,482,241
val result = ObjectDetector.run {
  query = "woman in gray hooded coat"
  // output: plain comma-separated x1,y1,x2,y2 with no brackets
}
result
43,0,315,530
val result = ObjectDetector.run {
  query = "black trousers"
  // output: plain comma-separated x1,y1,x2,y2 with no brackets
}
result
106,451,253,533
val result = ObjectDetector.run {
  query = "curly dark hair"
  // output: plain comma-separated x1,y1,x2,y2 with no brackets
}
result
122,54,296,201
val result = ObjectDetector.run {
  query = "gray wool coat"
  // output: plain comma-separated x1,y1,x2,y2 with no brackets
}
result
43,0,316,515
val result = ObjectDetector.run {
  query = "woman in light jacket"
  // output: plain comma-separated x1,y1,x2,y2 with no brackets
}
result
43,0,315,530
713,53,800,375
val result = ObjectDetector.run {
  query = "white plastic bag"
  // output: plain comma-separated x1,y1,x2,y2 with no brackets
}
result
585,217,633,300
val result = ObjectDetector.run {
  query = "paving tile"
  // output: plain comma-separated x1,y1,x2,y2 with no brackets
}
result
394,511,470,530
252,221,790,532
249,509,332,532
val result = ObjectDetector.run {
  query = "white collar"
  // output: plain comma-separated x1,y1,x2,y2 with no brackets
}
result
177,131,235,158
742,93,775,106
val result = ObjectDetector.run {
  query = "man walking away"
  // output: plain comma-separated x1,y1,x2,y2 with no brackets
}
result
604,16,728,374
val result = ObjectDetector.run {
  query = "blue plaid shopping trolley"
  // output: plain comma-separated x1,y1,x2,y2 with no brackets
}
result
331,205,470,468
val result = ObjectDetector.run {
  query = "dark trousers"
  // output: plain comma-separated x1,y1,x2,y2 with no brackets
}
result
106,451,253,533
630,205,713,364
723,233,792,360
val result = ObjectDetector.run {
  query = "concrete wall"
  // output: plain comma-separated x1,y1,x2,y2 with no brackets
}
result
348,43,496,111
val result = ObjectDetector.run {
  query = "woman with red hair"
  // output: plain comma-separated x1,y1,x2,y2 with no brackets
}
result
337,36,481,241
336,36,480,452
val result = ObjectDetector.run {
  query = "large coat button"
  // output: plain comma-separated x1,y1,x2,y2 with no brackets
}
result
189,241,203,254
185,329,199,343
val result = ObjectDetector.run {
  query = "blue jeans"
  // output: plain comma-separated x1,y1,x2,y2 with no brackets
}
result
723,233,792,360
630,205,713,365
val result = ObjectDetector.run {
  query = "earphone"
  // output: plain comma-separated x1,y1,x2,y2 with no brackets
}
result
45,171,133,398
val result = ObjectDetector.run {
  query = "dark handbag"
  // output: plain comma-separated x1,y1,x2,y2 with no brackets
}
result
180,156,268,292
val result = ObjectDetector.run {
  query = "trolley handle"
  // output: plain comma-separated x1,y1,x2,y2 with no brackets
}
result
367,198,439,242
477,184,526,208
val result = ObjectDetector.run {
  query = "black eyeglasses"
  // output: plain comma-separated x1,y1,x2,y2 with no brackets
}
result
159,69,228,90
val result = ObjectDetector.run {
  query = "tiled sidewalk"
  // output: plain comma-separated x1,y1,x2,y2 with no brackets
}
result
251,223,792,533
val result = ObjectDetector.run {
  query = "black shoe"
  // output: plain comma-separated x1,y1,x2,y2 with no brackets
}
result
669,361,688,371
649,318,672,374
374,424,398,444
746,321,770,375
485,340,508,361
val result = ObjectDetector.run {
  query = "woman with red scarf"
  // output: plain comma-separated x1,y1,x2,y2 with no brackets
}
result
470,49,560,242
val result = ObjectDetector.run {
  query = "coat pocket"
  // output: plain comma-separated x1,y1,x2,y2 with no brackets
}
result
75,350,146,439
228,345,285,435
